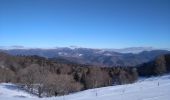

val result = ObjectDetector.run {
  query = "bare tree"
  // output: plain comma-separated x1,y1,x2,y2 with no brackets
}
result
0,68,15,83
44,74,83,96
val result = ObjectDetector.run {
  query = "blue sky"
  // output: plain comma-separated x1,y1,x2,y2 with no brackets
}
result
0,0,170,48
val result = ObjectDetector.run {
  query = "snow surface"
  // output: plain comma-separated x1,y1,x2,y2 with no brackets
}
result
0,83,37,99
0,75,170,100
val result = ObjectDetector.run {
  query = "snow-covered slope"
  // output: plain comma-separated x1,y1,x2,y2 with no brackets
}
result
0,83,37,99
0,75,170,100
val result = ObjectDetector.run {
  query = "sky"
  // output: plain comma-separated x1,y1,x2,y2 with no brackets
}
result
0,0,170,49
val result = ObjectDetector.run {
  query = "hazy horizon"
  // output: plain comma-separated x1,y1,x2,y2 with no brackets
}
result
0,45,170,50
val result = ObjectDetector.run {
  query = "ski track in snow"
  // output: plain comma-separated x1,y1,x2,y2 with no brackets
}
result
0,75,170,100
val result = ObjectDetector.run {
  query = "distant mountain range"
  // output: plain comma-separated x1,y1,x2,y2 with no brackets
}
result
0,46,170,66
0,46,168,53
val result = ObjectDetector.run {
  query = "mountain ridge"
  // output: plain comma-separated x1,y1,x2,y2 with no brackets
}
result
0,47,170,67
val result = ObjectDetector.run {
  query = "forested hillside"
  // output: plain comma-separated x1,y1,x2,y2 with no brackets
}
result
0,52,137,97
137,54,170,76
